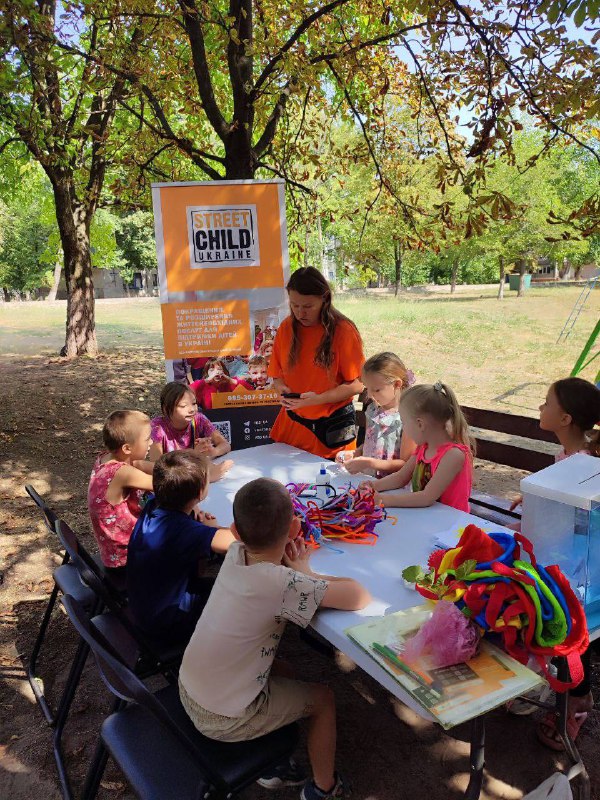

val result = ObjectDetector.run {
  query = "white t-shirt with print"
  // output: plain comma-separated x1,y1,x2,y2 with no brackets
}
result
179,541,329,717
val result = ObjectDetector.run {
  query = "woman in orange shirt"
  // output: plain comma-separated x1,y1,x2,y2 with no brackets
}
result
268,267,365,459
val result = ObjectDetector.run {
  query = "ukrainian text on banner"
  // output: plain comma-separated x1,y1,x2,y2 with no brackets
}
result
151,180,290,449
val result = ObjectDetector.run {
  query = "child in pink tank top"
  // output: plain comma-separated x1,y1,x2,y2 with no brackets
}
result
88,410,154,568
361,382,473,512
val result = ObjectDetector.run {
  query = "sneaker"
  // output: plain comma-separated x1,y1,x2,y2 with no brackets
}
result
300,774,345,800
257,758,306,789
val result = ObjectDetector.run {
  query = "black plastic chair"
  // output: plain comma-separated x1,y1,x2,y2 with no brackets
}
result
25,485,99,725
61,594,299,800
53,520,187,800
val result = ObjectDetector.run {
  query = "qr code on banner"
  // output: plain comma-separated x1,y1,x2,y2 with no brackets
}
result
212,420,231,443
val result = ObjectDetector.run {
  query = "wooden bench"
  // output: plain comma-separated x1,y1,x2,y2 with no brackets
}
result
462,406,556,525
355,396,556,525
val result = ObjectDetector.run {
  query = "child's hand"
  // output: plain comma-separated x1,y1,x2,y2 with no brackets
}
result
209,459,234,483
283,537,311,572
335,450,354,465
359,479,377,491
194,437,214,454
345,456,374,475
510,495,523,511
193,507,219,527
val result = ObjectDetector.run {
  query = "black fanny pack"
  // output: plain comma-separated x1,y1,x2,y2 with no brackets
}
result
287,403,357,449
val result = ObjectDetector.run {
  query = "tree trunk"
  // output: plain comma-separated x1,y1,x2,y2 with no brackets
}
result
394,241,402,296
552,260,559,280
142,268,150,296
52,178,98,356
517,258,527,297
224,127,256,179
2,287,9,302
497,255,505,300
47,256,62,301
450,259,458,293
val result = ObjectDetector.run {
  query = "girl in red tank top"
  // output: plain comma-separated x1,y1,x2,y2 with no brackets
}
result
361,382,473,512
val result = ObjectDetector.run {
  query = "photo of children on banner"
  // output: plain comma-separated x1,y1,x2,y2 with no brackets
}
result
188,318,280,409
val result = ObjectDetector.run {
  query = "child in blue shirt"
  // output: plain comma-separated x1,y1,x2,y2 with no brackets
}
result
127,450,234,646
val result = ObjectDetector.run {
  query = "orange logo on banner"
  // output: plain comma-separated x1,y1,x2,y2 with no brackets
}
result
158,183,284,292
161,300,251,359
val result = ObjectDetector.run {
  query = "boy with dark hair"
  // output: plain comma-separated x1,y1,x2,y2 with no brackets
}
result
127,450,234,646
179,477,370,800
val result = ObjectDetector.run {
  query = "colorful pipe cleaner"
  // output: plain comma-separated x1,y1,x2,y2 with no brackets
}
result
403,524,589,693
286,483,390,546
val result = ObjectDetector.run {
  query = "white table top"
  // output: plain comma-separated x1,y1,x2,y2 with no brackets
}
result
204,443,514,720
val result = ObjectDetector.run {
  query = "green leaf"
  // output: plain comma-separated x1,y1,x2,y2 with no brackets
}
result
573,5,586,26
402,565,424,584
455,559,477,580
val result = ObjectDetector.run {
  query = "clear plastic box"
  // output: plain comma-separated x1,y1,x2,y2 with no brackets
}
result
521,453,600,635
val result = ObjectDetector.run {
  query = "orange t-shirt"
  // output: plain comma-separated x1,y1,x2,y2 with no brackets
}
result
267,316,365,457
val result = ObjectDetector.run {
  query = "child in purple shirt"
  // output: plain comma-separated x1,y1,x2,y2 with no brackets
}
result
148,382,233,483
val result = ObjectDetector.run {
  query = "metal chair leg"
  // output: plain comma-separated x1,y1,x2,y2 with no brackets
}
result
81,698,124,800
52,637,91,800
555,658,590,800
464,715,485,800
27,581,62,725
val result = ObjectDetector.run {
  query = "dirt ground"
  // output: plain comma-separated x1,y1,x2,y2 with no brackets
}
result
0,350,598,800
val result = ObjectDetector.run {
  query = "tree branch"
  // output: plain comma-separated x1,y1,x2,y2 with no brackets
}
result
447,0,600,165
254,82,292,157
257,161,313,194
325,59,418,233
253,0,350,96
178,0,229,141
400,35,462,175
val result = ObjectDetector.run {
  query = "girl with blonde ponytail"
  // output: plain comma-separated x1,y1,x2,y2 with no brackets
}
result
360,381,474,512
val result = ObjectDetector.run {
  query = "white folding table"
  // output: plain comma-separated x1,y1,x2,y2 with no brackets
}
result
203,443,590,799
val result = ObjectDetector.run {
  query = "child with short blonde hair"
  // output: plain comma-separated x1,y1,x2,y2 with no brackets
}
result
88,410,154,569
243,354,271,390
362,381,473,512
337,351,415,476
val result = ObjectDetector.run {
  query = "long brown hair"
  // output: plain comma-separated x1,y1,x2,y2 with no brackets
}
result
286,266,359,368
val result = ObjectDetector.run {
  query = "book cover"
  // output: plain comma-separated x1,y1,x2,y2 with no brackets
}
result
345,604,545,729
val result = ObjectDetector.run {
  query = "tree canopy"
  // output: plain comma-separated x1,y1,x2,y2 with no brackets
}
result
0,0,599,352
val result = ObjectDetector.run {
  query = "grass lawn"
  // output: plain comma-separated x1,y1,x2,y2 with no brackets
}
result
0,285,597,413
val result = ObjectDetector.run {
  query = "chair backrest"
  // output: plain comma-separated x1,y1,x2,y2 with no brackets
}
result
56,520,125,608
56,520,175,669
25,484,59,532
61,594,227,794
